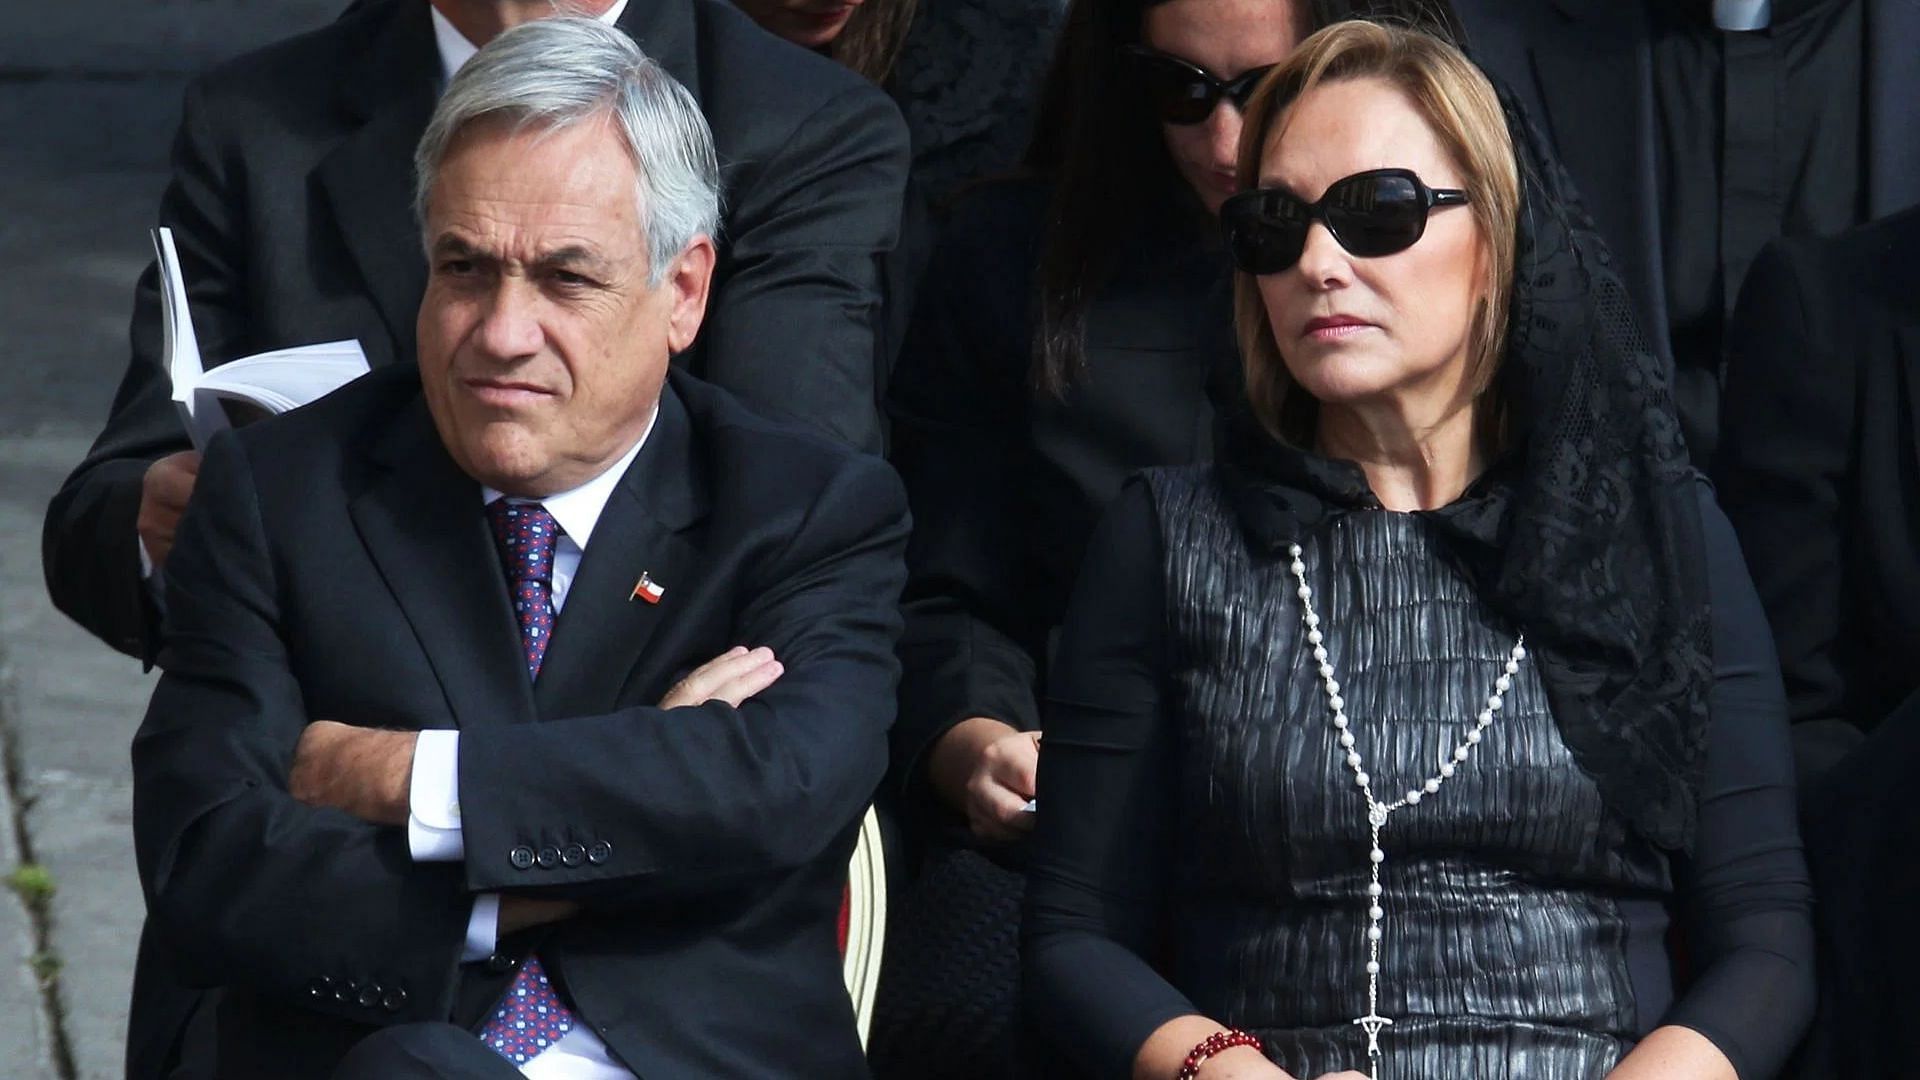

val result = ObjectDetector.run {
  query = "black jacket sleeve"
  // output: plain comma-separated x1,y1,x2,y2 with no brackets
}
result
1659,485,1817,1079
1021,481,1199,1077
887,195,1045,808
132,431,472,1026
44,76,246,663
455,454,910,901
1715,240,1862,771
696,84,909,455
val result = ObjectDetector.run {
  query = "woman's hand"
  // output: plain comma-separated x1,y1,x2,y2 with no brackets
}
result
1194,1046,1295,1078
927,716,1040,843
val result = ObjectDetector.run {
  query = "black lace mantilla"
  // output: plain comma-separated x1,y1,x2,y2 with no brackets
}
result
1216,95,1712,850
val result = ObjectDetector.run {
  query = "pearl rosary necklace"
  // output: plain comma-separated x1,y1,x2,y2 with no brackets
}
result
1286,542,1527,1080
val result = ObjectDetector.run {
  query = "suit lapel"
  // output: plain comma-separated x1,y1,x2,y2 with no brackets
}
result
533,385,710,719
1527,0,1670,357
349,396,537,730
1865,0,1920,218
316,1,437,364
617,0,704,108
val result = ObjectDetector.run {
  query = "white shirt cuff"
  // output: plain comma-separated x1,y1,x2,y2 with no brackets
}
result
462,894,500,962
406,729,464,861
137,532,154,580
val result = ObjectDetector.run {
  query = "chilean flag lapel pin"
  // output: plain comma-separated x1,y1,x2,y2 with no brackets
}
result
630,572,665,605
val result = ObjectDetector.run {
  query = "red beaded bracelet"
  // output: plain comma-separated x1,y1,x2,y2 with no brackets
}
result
1176,1028,1264,1080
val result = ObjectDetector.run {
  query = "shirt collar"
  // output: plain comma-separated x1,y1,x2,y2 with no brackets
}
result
430,0,633,85
481,403,658,551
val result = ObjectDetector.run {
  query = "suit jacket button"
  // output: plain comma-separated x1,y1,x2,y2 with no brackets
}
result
559,843,587,868
356,985,381,1009
587,841,612,865
335,979,356,1004
382,987,408,1013
535,846,560,869
306,977,330,1000
486,953,515,975
509,845,536,870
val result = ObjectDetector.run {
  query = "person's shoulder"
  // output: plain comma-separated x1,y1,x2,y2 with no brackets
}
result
685,0,898,121
228,362,421,471
939,175,1049,239
187,0,398,114
673,372,902,503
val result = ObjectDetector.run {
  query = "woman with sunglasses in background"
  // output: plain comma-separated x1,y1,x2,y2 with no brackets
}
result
874,0,1424,1074
1024,20,1814,1080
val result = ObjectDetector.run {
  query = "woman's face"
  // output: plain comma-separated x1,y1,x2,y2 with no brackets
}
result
1142,0,1305,215
1254,76,1487,418
731,0,863,50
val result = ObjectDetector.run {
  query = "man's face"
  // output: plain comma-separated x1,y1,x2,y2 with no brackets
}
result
417,114,712,497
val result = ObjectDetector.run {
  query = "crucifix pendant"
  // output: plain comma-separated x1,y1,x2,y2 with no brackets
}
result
1352,1012,1393,1077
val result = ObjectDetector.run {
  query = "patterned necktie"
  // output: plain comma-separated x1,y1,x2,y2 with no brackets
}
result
478,499,574,1065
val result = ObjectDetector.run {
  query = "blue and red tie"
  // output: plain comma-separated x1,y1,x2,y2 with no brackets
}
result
478,499,575,1066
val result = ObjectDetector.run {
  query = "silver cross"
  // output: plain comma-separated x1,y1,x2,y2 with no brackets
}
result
1353,1012,1393,1057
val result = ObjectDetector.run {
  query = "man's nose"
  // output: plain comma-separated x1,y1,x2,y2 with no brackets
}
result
473,278,545,360
1207,102,1244,172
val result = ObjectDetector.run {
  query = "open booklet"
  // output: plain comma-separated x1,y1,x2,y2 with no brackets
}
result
153,227,372,449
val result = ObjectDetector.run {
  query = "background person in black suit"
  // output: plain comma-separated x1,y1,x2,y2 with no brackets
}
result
129,19,908,1078
1715,207,1920,1078
43,0,909,665
1716,206,1920,781
1443,0,1920,463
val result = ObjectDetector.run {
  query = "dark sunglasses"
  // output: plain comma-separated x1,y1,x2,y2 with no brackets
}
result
1219,168,1470,273
1122,45,1276,126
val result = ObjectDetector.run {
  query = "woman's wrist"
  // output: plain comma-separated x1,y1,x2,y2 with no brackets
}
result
1180,1029,1266,1080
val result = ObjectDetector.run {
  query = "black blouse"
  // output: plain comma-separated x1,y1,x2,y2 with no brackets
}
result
1023,473,1815,1078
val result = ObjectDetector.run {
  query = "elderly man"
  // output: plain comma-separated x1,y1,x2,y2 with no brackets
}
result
129,19,906,1079
45,0,908,667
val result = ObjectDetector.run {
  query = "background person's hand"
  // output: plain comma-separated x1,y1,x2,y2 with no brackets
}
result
659,645,784,709
137,450,200,571
929,717,1040,844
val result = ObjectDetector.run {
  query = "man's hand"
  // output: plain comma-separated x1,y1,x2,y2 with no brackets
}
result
137,450,201,572
929,717,1041,844
498,896,581,936
289,720,416,826
659,645,784,709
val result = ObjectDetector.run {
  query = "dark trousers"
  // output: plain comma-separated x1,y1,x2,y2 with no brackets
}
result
1797,686,1920,1077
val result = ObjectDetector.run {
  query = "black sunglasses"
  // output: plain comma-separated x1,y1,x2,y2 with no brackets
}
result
1220,168,1470,273
1122,45,1276,126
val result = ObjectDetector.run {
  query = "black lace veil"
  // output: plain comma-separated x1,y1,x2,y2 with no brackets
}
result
1219,91,1714,850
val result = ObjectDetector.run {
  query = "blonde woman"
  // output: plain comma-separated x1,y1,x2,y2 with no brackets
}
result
1022,21,1814,1080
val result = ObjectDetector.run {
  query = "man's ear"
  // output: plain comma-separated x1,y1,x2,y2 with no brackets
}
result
663,234,716,355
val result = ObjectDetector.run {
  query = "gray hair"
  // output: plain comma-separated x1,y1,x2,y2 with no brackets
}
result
413,15,722,285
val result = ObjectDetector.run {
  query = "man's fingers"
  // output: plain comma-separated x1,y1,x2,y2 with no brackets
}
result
704,659,784,708
989,731,1042,797
661,647,778,708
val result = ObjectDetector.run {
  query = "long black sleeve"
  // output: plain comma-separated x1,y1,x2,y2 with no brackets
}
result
1659,486,1816,1079
1022,480,1196,1078
887,189,1048,802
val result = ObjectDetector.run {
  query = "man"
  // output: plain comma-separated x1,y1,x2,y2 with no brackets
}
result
130,19,907,1078
1443,0,1920,462
45,0,908,664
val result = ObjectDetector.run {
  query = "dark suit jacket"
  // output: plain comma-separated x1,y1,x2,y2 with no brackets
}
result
1449,0,1920,460
44,0,909,662
128,365,909,1079
1714,205,1920,778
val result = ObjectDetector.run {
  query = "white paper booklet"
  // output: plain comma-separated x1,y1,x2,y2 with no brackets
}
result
153,227,371,449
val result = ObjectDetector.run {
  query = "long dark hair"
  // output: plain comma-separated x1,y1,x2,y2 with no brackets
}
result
831,0,921,84
1023,0,1464,395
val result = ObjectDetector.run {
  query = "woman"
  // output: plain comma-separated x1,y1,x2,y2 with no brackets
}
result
878,0,1376,1073
1023,21,1815,1080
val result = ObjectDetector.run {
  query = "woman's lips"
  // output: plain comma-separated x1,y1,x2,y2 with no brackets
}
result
1303,316,1376,342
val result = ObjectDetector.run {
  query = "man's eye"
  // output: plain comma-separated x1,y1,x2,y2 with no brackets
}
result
439,259,477,276
552,270,595,288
